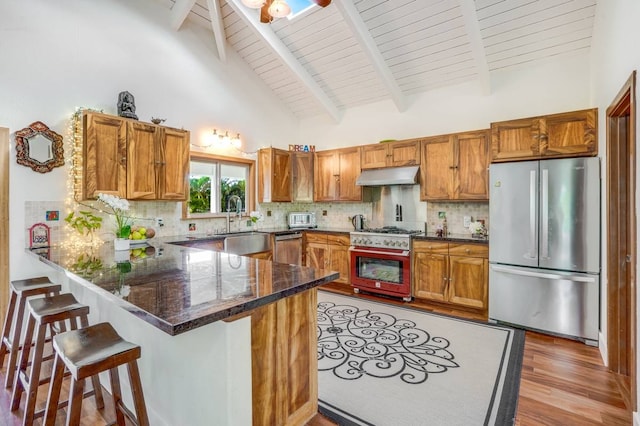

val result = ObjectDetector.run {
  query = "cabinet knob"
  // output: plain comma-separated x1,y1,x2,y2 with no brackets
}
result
465,249,471,254
120,157,127,164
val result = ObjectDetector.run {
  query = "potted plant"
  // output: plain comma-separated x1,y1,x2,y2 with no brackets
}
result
64,210,102,244
97,193,132,250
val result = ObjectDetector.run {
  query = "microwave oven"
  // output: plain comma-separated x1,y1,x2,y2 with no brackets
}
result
288,212,317,229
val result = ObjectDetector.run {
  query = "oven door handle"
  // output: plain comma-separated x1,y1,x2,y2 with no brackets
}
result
349,247,410,257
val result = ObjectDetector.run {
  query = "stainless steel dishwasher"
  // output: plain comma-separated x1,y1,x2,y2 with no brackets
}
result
273,232,303,265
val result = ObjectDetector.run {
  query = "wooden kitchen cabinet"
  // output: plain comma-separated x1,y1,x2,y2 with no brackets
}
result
258,148,292,203
291,152,314,202
360,139,421,169
250,288,318,426
413,240,488,310
258,149,313,203
82,112,127,199
81,112,189,201
305,232,350,285
313,147,361,202
490,108,597,162
420,130,490,201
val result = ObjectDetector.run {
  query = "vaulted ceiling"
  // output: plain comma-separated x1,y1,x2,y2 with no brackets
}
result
162,0,596,122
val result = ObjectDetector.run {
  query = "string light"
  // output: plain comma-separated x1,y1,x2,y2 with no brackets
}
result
190,128,254,154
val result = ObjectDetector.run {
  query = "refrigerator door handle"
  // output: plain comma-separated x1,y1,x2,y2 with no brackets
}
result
526,169,537,260
490,265,597,283
541,168,549,259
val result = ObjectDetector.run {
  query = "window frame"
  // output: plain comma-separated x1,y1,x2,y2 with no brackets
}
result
182,151,255,219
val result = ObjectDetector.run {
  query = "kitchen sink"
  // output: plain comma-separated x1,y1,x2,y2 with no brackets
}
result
223,232,271,255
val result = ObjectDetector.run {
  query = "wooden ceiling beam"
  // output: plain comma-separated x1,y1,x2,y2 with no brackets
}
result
171,0,197,31
333,0,407,113
206,0,227,62
459,0,491,94
226,0,342,123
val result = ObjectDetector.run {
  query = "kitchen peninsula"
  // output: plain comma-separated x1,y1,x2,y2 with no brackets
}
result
28,241,339,426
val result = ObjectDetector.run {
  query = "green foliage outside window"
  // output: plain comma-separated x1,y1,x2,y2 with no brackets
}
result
188,176,211,213
221,178,245,212
188,176,245,214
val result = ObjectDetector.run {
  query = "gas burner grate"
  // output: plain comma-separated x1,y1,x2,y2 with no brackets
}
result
364,227,423,235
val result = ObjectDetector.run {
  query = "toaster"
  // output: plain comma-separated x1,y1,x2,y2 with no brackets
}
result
288,212,317,229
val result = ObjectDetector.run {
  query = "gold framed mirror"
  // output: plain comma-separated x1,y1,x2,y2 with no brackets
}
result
15,121,64,173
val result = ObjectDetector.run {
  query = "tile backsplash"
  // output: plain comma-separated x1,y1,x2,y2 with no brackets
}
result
426,202,489,236
25,199,489,247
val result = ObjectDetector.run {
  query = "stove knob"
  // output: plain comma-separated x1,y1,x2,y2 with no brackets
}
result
402,241,409,247
391,241,398,247
366,239,372,245
383,240,390,246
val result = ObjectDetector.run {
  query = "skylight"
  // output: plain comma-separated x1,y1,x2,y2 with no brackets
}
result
287,0,316,19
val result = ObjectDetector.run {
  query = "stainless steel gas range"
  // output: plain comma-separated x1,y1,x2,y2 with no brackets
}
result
349,227,423,302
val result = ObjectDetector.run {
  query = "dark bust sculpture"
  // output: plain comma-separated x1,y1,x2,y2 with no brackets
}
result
117,91,138,120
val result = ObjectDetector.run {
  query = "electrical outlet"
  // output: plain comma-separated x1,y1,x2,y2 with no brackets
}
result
463,216,472,228
267,210,272,217
322,210,328,216
155,218,164,228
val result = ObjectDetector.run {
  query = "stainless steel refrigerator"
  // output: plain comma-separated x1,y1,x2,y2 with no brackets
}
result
489,157,600,345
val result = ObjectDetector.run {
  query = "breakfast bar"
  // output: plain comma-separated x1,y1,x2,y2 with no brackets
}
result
28,242,339,426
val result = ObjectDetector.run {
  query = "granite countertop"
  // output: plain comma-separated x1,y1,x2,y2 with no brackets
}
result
413,233,489,244
28,242,338,336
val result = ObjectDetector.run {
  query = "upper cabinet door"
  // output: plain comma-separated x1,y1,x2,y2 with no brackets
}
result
83,113,127,199
258,148,292,203
420,135,452,201
490,117,540,162
271,149,292,202
127,121,159,200
454,130,490,200
336,147,361,201
291,152,314,202
158,127,190,201
360,144,388,169
360,140,421,169
540,108,597,157
388,140,420,167
313,150,338,202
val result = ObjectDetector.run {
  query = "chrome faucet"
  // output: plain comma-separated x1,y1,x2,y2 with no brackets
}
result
226,195,242,233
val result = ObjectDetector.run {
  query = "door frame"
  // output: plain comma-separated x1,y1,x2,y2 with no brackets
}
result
606,71,637,411
0,128,9,322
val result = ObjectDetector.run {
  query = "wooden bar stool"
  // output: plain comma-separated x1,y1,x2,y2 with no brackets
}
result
44,322,149,426
0,276,61,388
10,293,104,426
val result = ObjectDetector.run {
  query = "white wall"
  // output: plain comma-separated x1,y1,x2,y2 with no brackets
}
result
298,53,592,147
0,0,300,279
590,0,640,422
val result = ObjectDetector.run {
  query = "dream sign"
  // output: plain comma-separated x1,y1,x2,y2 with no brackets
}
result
289,144,316,152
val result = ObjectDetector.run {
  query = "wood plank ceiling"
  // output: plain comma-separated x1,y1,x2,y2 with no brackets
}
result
164,0,597,121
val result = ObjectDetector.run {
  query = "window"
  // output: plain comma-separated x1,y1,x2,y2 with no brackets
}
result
184,152,255,218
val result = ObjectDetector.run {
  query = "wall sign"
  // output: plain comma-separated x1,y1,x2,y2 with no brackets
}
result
288,144,315,152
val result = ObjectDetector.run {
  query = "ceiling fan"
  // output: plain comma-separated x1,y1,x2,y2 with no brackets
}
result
240,0,331,24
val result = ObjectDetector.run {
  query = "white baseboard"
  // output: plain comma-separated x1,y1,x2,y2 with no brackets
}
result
598,331,608,366
633,410,639,426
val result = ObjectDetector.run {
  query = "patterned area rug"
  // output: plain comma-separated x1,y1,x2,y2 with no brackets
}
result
317,292,524,426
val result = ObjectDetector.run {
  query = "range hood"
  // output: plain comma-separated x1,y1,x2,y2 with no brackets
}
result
355,166,419,186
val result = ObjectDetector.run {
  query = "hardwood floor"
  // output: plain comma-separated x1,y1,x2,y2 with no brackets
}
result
0,284,633,425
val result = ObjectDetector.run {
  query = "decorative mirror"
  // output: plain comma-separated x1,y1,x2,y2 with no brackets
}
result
15,121,64,173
